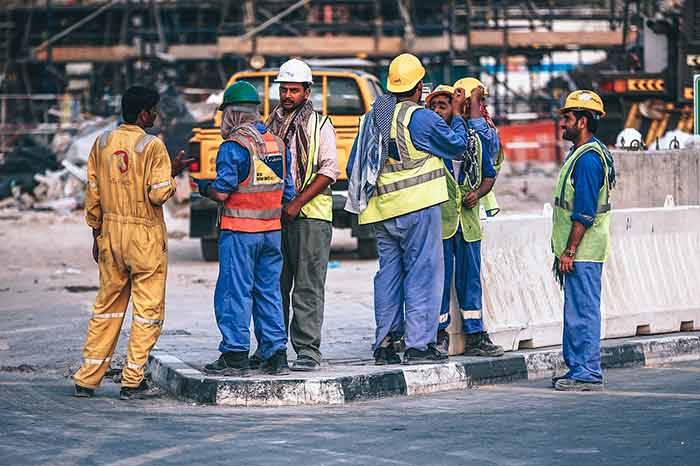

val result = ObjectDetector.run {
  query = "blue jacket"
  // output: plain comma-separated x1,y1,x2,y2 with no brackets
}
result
570,137,605,228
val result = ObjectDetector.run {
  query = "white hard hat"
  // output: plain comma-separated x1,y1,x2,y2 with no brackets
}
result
275,58,313,84
616,128,643,149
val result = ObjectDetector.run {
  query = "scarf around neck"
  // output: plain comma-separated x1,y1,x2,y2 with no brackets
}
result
266,99,315,191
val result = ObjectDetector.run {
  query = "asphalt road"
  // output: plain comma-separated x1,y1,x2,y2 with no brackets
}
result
1,360,699,466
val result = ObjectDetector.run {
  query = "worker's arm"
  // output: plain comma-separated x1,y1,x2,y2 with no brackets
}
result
463,134,497,208
85,141,102,263
408,109,469,160
468,117,501,166
283,121,338,221
146,139,177,206
558,152,604,274
198,141,243,203
282,147,296,203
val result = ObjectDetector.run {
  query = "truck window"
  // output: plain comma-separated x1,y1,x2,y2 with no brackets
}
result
327,77,364,115
268,81,323,112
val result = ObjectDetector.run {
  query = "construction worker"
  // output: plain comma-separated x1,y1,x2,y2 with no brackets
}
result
551,90,615,392
425,85,504,358
196,81,295,377
266,59,339,371
74,86,192,400
346,54,469,365
453,77,504,217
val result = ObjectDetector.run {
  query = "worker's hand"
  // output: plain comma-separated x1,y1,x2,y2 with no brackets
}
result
171,150,196,177
452,88,466,117
282,199,302,222
558,253,575,274
463,191,479,209
92,238,99,264
469,86,485,119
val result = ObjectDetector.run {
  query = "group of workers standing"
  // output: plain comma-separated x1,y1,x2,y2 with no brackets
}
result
72,52,614,400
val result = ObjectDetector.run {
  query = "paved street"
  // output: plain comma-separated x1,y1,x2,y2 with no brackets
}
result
1,361,699,466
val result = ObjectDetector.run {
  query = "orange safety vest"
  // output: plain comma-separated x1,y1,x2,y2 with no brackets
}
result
219,131,287,233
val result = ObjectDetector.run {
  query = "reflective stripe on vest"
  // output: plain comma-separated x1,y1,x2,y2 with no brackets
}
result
441,135,483,242
551,139,612,262
358,101,449,225
299,112,333,222
220,131,286,233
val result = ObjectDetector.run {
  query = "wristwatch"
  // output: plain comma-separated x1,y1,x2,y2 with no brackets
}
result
564,249,576,258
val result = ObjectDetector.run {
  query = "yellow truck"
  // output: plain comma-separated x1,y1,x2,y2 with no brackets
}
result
188,68,383,261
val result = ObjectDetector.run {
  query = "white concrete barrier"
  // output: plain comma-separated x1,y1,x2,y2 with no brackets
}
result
447,206,700,354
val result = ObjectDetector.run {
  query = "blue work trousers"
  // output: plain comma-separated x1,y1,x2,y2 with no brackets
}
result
439,236,484,334
214,230,287,359
373,205,444,351
562,262,604,382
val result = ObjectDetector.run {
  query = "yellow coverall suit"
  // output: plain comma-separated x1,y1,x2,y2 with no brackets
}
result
73,124,175,389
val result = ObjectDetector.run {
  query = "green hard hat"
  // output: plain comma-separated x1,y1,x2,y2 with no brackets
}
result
219,80,260,110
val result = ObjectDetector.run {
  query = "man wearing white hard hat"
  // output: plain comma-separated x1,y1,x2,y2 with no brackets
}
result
266,58,339,371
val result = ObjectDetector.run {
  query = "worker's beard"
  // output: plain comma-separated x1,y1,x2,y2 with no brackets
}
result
562,126,580,142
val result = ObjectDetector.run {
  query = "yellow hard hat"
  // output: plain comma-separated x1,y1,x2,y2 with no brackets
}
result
425,85,454,106
387,53,426,93
559,90,605,117
453,77,489,96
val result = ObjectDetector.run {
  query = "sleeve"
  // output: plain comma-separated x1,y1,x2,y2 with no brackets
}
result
85,140,102,230
146,139,176,206
478,133,497,179
283,147,296,203
468,117,501,165
571,151,605,228
211,142,241,194
316,119,340,182
408,110,468,160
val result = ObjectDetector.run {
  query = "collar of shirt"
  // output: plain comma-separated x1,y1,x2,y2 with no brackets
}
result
119,123,145,134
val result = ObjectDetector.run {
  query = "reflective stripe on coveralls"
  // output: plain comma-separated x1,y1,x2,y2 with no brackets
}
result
219,131,287,233
298,113,333,221
74,124,173,389
358,101,449,225
551,140,611,262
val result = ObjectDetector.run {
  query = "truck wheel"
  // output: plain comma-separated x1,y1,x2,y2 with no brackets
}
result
357,238,378,259
200,238,219,262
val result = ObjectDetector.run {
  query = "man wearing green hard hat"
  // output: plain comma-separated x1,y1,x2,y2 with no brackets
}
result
196,80,296,376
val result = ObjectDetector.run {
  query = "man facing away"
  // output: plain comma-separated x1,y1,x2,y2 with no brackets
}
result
551,90,615,392
74,86,191,400
266,59,339,371
425,84,504,358
347,53,469,365
197,81,295,376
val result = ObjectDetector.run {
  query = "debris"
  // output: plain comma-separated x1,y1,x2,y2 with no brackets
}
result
64,285,99,293
0,364,37,373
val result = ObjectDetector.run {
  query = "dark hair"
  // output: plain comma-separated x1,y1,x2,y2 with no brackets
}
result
302,82,311,91
391,81,421,99
573,110,598,133
121,86,159,123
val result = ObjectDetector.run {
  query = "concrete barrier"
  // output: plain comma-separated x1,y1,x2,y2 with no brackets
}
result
611,148,700,208
447,206,700,355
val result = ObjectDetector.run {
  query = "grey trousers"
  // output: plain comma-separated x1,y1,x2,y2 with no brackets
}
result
281,218,332,363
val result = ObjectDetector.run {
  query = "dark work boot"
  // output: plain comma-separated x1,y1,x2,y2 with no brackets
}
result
74,384,95,398
261,350,290,375
290,355,320,372
463,332,504,357
402,344,448,365
436,330,450,357
119,380,162,400
248,352,263,370
203,351,249,376
554,378,604,392
374,346,401,365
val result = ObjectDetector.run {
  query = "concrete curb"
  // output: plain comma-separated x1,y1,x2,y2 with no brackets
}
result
148,333,700,407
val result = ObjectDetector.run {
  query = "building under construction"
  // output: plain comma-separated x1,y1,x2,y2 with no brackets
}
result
0,0,698,151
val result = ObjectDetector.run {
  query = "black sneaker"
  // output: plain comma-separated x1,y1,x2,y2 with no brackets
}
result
290,355,320,372
203,351,249,376
402,344,448,365
74,384,95,398
249,352,263,370
551,374,568,388
374,346,401,365
436,330,450,356
119,380,162,400
554,378,604,392
261,350,290,375
463,332,505,357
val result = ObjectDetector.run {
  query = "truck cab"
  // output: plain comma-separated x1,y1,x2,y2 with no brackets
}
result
188,68,383,261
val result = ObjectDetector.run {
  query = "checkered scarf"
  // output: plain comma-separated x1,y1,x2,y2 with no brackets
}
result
267,99,314,191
